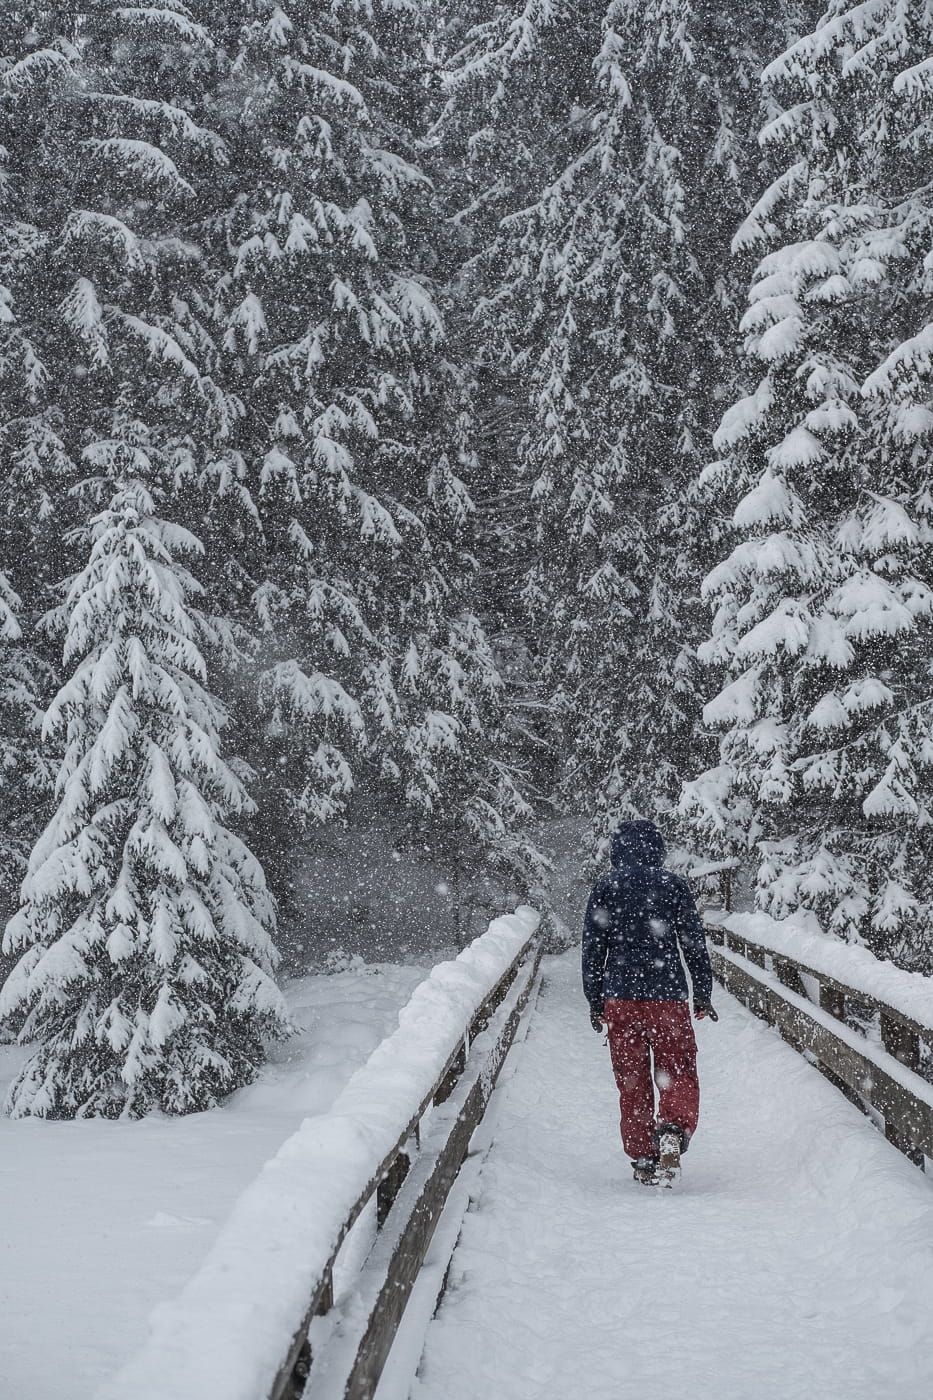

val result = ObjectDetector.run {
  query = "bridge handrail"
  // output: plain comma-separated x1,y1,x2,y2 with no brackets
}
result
708,912,933,1038
96,906,543,1400
707,920,933,1169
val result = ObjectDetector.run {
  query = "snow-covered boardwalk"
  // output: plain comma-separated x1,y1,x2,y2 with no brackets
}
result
406,952,933,1400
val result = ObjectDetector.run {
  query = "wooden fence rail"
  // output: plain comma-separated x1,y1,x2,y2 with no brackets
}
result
280,925,543,1400
708,924,933,1171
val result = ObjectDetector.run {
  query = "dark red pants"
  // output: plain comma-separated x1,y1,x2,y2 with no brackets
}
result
604,999,699,1160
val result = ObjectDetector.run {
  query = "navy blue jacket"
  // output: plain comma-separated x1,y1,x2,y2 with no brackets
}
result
582,821,712,1012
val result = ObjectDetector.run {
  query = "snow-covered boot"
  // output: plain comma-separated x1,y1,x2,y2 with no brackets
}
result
631,1156,659,1186
655,1124,683,1189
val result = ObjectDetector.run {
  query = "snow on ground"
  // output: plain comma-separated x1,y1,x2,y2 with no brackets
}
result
0,960,425,1400
407,950,933,1400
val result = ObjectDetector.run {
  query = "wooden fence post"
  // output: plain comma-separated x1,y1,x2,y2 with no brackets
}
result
377,1152,411,1228
819,984,846,1024
771,959,805,1049
773,956,806,997
878,1014,924,1165
880,1012,920,1071
433,1040,467,1106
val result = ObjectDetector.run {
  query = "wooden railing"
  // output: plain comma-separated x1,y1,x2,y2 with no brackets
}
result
281,924,543,1400
98,914,543,1400
708,924,933,1170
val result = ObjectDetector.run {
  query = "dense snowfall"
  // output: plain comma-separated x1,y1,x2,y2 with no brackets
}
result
5,2,933,1395
3,0,933,1117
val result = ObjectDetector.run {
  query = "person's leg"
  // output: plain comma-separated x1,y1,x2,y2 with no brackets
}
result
604,1000,655,1159
646,1001,699,1146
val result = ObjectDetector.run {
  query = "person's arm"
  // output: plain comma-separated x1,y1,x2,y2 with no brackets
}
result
582,884,611,1024
674,879,714,1013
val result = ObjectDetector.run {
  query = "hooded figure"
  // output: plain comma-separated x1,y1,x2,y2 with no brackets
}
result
582,819,716,1186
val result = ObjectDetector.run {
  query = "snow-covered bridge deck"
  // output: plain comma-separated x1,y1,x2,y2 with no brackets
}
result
402,952,933,1400
58,923,933,1400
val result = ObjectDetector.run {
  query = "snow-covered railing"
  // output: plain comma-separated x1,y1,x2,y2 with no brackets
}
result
707,914,933,1170
96,907,542,1400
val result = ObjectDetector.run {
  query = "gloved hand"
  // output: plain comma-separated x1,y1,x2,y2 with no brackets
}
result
694,1001,719,1022
590,1011,605,1033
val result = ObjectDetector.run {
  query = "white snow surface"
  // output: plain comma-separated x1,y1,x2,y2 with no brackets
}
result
96,907,540,1400
407,951,933,1400
715,909,933,1029
0,959,426,1400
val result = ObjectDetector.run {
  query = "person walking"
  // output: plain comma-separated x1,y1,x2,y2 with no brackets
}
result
582,819,717,1186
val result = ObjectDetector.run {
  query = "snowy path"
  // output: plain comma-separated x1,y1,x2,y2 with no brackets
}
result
407,951,933,1400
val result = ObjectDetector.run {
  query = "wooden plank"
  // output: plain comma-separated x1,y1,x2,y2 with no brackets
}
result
715,950,768,1022
819,983,846,1024
772,955,807,998
433,1041,467,1106
376,1152,411,1229
278,1269,334,1400
283,1342,311,1400
770,956,806,1049
880,1011,920,1072
270,1269,334,1400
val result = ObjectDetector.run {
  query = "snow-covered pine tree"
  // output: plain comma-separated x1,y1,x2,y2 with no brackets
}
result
434,2,606,807
1,480,287,1116
482,0,792,859
0,564,52,903
0,10,73,893
0,3,289,1110
690,0,933,967
0,556,46,1045
205,0,543,909
436,1,601,259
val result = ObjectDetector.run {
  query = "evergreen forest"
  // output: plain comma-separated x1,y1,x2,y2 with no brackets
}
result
3,0,933,1116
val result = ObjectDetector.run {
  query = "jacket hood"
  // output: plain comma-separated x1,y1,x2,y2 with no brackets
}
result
610,820,666,869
